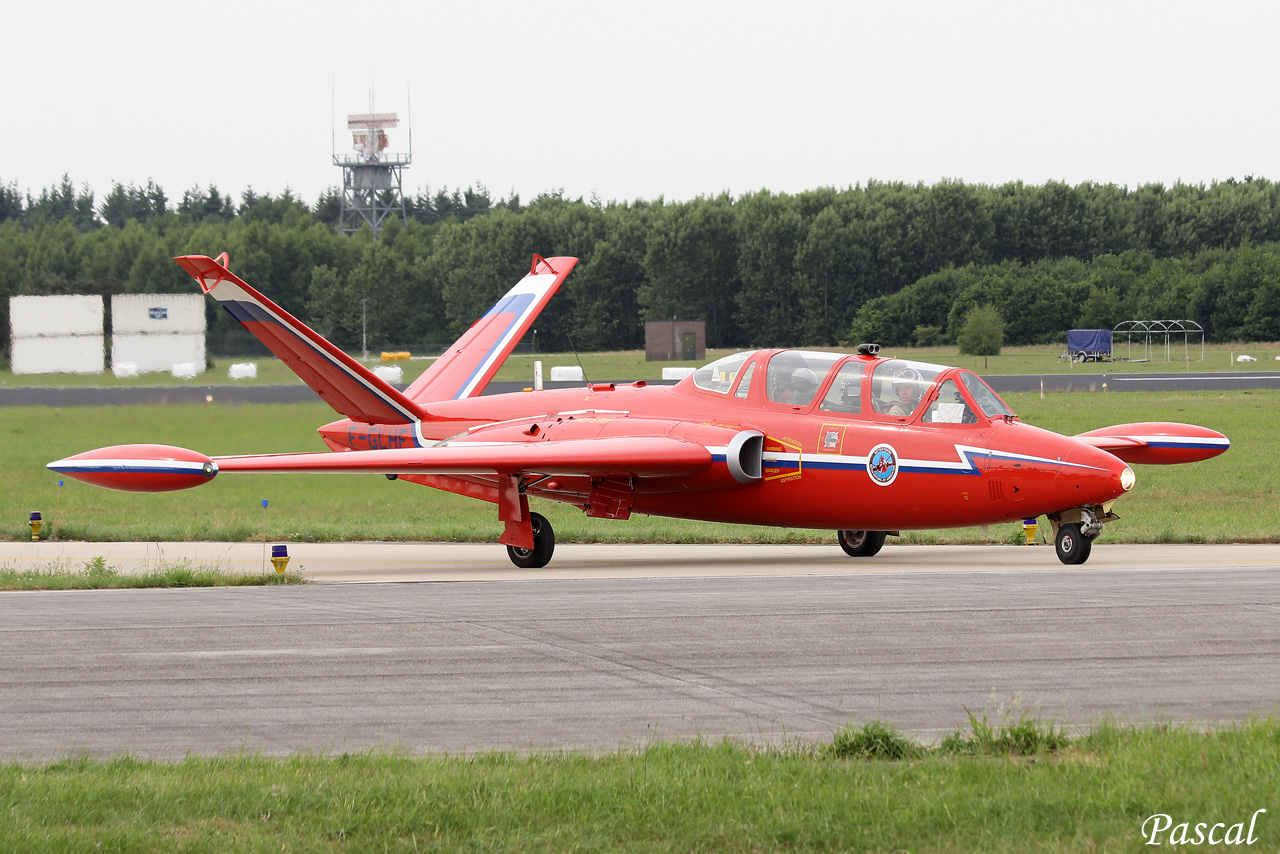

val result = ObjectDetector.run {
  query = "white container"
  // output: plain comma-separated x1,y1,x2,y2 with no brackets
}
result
662,367,696,380
550,366,584,381
111,294,206,334
228,362,258,380
10,295,103,337
171,362,198,380
113,361,140,378
112,333,205,374
11,335,105,374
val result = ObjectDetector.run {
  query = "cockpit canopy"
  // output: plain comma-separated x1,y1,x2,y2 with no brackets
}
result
764,351,842,406
870,359,947,417
692,351,756,395
691,349,1016,421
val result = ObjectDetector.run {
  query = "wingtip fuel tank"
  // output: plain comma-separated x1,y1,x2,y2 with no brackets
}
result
47,444,217,493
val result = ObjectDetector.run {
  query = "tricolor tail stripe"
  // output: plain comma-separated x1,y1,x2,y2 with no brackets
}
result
174,255,426,427
403,257,578,404
451,292,539,399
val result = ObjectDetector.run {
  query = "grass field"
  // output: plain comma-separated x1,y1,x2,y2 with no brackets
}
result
3,389,1272,544
1,719,1277,852
3,340,1279,390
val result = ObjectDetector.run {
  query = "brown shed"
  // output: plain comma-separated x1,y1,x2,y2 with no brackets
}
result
645,321,706,362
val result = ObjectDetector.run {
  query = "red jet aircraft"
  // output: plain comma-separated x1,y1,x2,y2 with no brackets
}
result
49,254,1230,567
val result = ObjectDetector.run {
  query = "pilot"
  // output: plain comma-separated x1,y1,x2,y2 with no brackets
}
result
786,368,819,405
886,368,921,416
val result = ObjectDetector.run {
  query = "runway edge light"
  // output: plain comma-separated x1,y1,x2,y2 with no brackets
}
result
29,511,42,541
271,545,290,575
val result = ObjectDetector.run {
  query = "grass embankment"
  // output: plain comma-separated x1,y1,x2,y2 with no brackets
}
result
1,719,1276,852
5,390,1273,544
0,556,304,590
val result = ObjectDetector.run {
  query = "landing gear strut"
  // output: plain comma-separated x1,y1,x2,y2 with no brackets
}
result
506,512,555,568
837,529,886,557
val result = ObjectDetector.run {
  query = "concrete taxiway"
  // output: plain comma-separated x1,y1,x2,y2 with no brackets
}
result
7,540,1280,582
1,542,1277,761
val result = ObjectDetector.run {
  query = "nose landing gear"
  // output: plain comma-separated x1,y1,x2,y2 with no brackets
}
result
1053,523,1091,564
1046,505,1116,565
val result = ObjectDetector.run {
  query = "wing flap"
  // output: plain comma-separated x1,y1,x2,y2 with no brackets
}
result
174,254,427,425
1075,422,1230,465
214,436,712,479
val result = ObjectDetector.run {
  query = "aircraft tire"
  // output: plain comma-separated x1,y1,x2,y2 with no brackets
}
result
1054,523,1092,565
506,512,555,569
837,529,886,557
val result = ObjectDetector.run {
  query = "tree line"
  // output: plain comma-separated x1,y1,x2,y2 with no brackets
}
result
2,175,1280,358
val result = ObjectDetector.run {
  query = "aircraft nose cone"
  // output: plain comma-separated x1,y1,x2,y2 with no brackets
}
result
1061,440,1133,503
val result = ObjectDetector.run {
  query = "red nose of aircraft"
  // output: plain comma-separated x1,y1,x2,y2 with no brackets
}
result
1059,438,1136,505
47,444,217,492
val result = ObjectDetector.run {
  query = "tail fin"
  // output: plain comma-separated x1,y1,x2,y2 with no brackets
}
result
174,254,427,425
404,255,578,403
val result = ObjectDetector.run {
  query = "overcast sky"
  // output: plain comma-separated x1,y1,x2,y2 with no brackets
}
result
5,0,1278,208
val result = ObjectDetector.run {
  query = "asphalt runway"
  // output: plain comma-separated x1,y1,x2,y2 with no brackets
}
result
1,542,1278,761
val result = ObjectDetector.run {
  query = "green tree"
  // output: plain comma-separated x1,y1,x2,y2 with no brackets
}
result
178,185,235,221
734,191,804,347
957,304,1005,356
99,180,168,227
314,188,342,226
567,204,650,350
304,265,360,344
26,175,98,231
640,195,740,346
0,180,22,222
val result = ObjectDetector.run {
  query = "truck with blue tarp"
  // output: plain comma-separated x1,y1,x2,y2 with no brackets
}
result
1064,329,1112,362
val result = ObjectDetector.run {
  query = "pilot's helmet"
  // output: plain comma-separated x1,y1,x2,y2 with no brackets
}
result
892,367,921,393
791,367,818,392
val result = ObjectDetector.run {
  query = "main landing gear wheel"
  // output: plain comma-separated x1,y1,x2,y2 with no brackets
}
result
507,512,555,569
1054,523,1092,565
837,529,886,557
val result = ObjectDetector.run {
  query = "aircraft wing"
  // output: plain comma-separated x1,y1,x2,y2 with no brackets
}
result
402,255,578,403
48,436,716,492
213,436,710,478
173,254,428,426
1074,422,1230,465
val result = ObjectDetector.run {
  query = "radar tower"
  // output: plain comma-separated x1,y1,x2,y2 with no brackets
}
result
333,108,411,237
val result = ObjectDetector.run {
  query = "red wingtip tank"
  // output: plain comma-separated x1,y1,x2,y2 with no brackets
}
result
47,444,217,493
1074,422,1231,466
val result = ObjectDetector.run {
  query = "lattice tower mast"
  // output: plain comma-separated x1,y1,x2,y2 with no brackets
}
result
333,106,411,237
